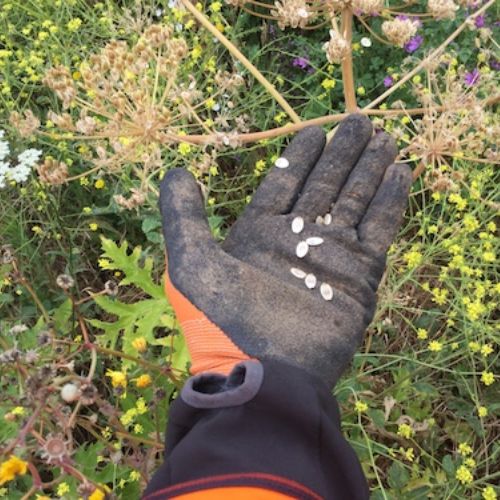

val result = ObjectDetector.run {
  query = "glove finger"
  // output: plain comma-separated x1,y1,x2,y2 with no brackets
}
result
292,114,372,220
245,126,326,216
330,132,398,228
357,163,413,255
160,168,216,267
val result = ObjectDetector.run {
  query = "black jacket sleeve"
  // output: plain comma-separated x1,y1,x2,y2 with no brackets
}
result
143,359,369,499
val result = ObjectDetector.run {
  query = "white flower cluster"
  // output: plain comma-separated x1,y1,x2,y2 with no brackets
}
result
0,130,42,188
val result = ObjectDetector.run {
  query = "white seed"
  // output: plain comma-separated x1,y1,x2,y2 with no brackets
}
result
275,157,289,169
305,273,317,289
296,241,309,258
291,216,304,234
323,213,332,225
61,383,79,403
320,283,334,301
306,237,324,246
315,216,324,225
290,267,306,279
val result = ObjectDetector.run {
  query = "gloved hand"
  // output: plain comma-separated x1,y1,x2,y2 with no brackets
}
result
160,114,412,388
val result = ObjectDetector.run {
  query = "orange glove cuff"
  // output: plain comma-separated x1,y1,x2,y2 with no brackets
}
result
164,262,251,376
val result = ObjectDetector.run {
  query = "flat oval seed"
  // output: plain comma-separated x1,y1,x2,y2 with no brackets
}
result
290,267,306,279
296,241,309,258
291,216,304,234
275,157,289,169
323,213,332,225
320,283,333,301
315,216,324,225
306,237,324,246
305,274,317,289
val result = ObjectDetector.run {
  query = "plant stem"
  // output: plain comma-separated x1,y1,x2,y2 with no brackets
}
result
340,8,357,112
178,0,301,124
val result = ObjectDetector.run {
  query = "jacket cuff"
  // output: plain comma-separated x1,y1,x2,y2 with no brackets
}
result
180,360,264,408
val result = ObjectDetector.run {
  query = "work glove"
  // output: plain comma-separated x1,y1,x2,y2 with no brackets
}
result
160,114,412,388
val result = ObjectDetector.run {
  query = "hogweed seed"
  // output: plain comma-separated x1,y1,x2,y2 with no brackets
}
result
324,214,332,225
305,273,317,289
296,241,309,258
275,157,289,169
291,216,304,234
320,283,334,301
306,237,324,246
290,267,306,279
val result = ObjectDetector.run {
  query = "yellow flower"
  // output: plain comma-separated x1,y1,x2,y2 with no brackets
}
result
89,488,105,500
94,178,105,189
455,465,473,484
483,486,497,500
56,482,70,496
129,470,141,481
431,287,448,306
132,337,147,353
321,78,336,90
481,344,493,357
464,458,476,468
486,221,496,232
428,340,443,352
468,341,480,353
400,447,415,461
89,223,98,231
178,142,191,155
210,1,222,12
480,371,494,386
106,370,127,388
403,248,423,268
458,442,473,456
397,423,414,439
416,328,428,340
478,406,488,417
67,18,82,32
483,251,496,262
0,456,29,486
356,86,366,96
354,400,368,413
135,374,152,388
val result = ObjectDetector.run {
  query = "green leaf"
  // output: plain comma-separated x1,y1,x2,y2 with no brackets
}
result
53,298,73,332
388,461,410,490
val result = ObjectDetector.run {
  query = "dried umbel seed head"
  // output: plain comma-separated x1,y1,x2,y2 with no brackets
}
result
24,350,39,364
224,0,245,5
37,158,68,185
9,110,40,137
114,188,146,210
104,279,119,296
80,383,98,405
382,18,418,47
40,433,72,464
56,274,75,290
272,0,312,29
352,0,384,14
61,383,80,403
0,348,21,364
427,0,459,19
43,66,76,109
323,29,350,64
325,0,352,11
1,245,15,264
9,324,28,335
37,330,53,346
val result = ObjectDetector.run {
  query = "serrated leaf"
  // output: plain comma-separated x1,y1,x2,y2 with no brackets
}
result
53,298,73,332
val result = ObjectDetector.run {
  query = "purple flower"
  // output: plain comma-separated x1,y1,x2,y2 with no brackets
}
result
383,76,394,87
490,58,500,71
464,68,480,86
404,35,423,53
475,14,486,28
396,14,409,20
292,57,310,70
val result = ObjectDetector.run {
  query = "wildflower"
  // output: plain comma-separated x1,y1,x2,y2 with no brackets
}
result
132,337,147,353
37,158,68,185
404,35,423,53
481,344,493,357
417,328,428,340
431,287,448,305
89,223,98,231
428,340,443,352
271,0,311,29
89,487,106,500
383,75,394,87
397,423,414,439
292,57,310,70
483,251,495,262
466,300,486,321
403,248,422,268
483,486,497,500
321,78,336,90
129,471,141,481
67,18,82,32
354,400,368,413
61,383,80,403
56,274,75,290
352,0,384,15
0,456,29,485
478,406,488,417
135,374,152,388
475,15,486,28
455,465,473,484
464,458,476,468
106,370,127,388
427,0,458,19
134,423,144,434
464,68,480,86
356,86,366,96
400,447,415,461
468,342,480,353
94,178,105,189
360,37,372,47
458,442,473,456
41,434,71,464
480,371,494,386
